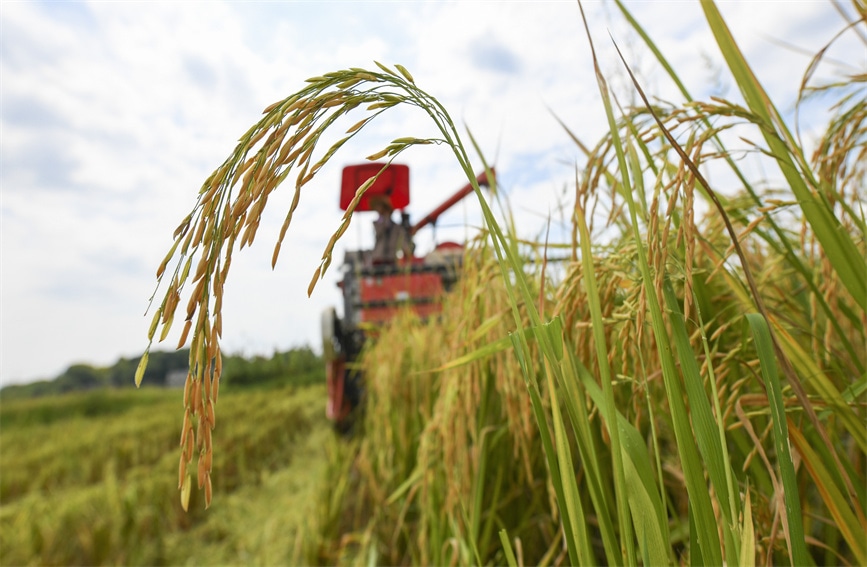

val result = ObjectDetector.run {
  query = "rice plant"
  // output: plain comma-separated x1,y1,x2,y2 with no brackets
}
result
141,0,864,564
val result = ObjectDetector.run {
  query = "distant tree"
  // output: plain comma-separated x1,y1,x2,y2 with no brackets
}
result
108,357,138,388
108,349,191,388
0,381,55,400
54,364,107,392
0,347,321,400
222,347,323,388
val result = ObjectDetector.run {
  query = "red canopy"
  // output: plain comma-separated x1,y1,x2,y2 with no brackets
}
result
340,163,409,212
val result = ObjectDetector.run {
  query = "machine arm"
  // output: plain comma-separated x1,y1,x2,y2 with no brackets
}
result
410,168,495,236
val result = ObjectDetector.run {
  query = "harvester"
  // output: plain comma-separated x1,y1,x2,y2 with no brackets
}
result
322,163,494,431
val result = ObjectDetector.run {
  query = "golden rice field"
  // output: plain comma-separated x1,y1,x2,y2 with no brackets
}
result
0,385,334,566
12,1,862,566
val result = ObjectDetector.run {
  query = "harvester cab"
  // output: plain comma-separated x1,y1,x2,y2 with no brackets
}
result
322,163,494,432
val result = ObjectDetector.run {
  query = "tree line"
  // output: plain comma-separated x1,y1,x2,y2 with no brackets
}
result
0,347,324,400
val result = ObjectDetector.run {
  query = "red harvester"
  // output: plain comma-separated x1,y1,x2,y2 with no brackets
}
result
322,162,494,432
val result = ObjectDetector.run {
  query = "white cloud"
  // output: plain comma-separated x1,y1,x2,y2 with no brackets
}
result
0,0,861,385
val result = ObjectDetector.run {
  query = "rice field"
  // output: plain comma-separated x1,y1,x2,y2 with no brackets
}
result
0,385,332,566
137,1,865,565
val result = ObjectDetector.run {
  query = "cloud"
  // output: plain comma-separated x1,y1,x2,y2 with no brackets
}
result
468,33,521,75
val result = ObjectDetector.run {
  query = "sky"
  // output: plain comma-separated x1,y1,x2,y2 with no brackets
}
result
0,0,862,387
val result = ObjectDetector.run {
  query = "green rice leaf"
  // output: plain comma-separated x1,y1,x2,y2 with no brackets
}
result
508,333,582,566
574,158,635,566
663,282,740,558
547,358,593,567
745,313,809,567
580,371,672,565
560,347,621,565
621,425,670,567
739,489,756,567
577,2,722,559
498,529,519,567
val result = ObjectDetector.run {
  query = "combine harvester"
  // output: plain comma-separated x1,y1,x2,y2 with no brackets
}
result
322,163,494,431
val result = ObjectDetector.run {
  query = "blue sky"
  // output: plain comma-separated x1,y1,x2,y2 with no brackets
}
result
0,1,861,386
